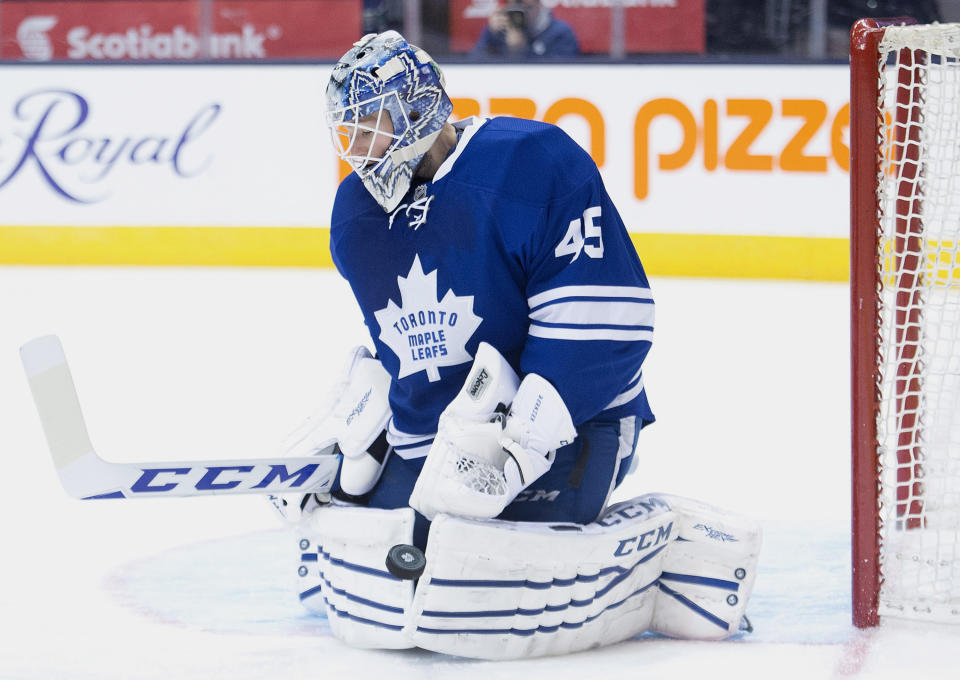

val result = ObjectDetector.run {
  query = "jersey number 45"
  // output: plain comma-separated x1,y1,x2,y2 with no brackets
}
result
555,206,604,263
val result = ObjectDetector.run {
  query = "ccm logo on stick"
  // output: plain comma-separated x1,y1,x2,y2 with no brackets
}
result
130,463,321,493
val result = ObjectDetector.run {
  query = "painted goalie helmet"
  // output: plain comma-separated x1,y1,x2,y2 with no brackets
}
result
325,31,453,212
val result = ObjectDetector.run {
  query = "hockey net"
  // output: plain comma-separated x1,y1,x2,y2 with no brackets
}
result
851,19,960,627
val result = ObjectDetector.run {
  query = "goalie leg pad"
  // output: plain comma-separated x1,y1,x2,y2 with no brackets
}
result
650,494,762,640
408,496,676,660
296,503,416,649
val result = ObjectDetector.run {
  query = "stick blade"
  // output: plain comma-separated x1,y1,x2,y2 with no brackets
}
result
21,334,68,379
20,336,343,500
20,335,103,498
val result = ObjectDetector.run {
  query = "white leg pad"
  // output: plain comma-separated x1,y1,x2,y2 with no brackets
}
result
409,495,676,659
296,503,416,649
650,493,762,640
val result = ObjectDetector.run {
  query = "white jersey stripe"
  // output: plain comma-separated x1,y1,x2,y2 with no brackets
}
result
388,420,434,445
433,117,488,182
388,420,433,460
529,299,654,328
527,284,653,309
604,371,645,409
600,415,638,515
528,325,654,342
394,444,431,460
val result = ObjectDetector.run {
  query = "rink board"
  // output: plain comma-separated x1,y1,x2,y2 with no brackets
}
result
0,63,850,279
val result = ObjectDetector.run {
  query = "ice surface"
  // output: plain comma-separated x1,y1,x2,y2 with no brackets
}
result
0,267,957,679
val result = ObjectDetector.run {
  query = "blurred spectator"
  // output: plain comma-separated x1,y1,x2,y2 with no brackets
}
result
471,0,579,58
827,0,940,27
826,0,941,57
364,0,450,57
706,1,786,54
363,0,404,35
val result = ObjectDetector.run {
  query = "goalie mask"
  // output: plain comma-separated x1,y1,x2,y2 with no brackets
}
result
325,31,453,212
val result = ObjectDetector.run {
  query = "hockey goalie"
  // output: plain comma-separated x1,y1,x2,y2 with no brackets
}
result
266,30,762,660
13,27,759,661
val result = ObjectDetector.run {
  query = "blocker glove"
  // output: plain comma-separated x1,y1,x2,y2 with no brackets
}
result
272,346,392,521
498,373,576,500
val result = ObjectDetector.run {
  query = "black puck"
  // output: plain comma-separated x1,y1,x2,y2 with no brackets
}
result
386,544,426,580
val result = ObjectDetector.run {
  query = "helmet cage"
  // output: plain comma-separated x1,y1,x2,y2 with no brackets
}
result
327,90,410,182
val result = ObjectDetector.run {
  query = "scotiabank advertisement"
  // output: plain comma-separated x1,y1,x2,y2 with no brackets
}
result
0,0,361,60
0,63,848,237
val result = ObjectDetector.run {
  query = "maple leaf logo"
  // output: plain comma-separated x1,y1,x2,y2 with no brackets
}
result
374,255,482,382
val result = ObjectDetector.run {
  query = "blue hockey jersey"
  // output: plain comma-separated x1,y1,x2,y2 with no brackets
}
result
330,116,654,458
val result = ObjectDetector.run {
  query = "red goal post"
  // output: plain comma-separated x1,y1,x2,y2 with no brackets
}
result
851,17,960,628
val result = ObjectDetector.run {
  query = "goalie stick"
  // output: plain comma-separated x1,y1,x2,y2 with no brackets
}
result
20,335,341,500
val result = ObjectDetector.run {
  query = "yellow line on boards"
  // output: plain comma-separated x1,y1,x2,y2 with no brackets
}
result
0,226,333,268
631,233,849,282
0,226,849,281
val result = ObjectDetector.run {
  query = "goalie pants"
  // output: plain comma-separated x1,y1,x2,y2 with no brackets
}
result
336,415,642,548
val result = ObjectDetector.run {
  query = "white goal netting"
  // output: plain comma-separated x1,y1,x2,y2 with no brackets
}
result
875,23,960,623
